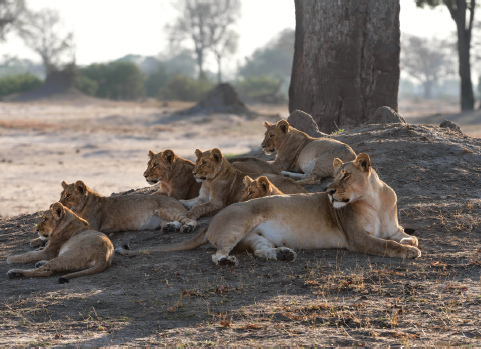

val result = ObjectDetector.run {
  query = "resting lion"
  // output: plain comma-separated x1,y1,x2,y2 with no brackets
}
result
58,180,196,234
179,148,307,220
241,175,307,202
262,119,356,185
143,150,280,200
135,153,420,265
7,203,114,284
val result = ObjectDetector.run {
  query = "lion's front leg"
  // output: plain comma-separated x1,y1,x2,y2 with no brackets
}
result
179,196,206,210
351,233,420,259
187,199,224,220
6,249,55,265
30,237,47,248
388,228,418,247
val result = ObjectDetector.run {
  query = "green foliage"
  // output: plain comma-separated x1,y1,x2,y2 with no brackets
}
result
75,75,98,96
79,61,145,100
158,74,214,102
0,74,42,96
235,76,280,98
144,65,168,97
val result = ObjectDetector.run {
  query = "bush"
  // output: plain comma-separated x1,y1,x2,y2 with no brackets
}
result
79,61,145,100
75,75,98,96
0,74,42,96
159,74,214,102
235,76,280,99
144,65,168,97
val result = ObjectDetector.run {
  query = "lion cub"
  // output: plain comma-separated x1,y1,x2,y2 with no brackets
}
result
262,119,356,185
241,176,307,202
179,148,305,220
144,149,280,200
59,180,196,234
7,203,114,283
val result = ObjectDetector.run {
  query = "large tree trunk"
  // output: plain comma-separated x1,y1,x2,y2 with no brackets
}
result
289,0,400,134
450,0,475,111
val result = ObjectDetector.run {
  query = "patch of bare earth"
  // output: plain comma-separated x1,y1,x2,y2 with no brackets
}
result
1,122,481,346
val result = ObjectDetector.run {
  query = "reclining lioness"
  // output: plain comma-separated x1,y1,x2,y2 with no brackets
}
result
58,180,196,234
262,120,356,185
143,150,280,200
7,203,114,284
241,176,307,202
140,153,420,265
179,148,307,220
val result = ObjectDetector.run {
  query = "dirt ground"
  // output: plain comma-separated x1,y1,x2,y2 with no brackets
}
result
1,98,481,346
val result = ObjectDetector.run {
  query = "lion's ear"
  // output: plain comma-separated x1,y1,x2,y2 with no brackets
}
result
61,181,68,189
51,202,65,220
75,180,87,195
210,148,222,163
162,149,175,163
256,176,270,192
195,149,203,159
333,158,343,171
264,121,273,129
277,120,289,134
148,150,156,158
243,176,253,186
354,153,371,172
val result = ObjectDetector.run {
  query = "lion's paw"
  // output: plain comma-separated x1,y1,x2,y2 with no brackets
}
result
7,270,22,279
180,224,195,234
400,236,418,247
402,246,421,259
162,221,181,232
30,238,45,248
213,254,238,266
35,261,48,269
276,248,297,262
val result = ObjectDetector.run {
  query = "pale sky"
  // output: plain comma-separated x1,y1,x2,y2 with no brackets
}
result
0,0,476,75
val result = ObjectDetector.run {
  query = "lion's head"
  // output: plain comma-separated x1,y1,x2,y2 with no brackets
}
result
326,153,372,209
240,176,271,202
36,202,69,240
144,149,176,185
59,180,89,212
192,148,224,182
261,120,290,154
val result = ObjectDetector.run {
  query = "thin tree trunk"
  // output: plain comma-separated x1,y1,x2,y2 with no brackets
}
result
289,0,400,133
423,80,433,99
216,54,222,83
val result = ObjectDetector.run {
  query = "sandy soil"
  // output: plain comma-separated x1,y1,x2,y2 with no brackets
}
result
1,104,481,346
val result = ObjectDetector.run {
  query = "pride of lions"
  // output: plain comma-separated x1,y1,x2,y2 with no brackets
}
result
6,118,420,283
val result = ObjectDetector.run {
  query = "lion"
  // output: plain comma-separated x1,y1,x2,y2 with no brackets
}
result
262,119,357,185
58,180,196,234
7,202,114,284
240,175,307,202
144,150,280,200
179,148,308,220
131,153,420,265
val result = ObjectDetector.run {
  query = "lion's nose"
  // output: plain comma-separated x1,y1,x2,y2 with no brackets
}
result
36,227,39,232
193,172,197,176
327,189,336,196
143,173,148,178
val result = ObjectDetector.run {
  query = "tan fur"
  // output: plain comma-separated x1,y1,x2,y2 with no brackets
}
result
179,148,307,220
59,180,196,234
153,153,420,266
144,149,201,200
261,119,357,185
227,156,281,175
240,175,307,202
7,203,114,283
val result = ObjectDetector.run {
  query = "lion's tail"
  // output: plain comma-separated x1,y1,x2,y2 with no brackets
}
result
114,227,209,255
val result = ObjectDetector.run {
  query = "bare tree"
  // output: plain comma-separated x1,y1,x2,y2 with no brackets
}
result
211,29,238,82
167,0,241,78
415,0,476,111
0,0,25,41
402,34,455,99
289,0,400,134
18,8,74,75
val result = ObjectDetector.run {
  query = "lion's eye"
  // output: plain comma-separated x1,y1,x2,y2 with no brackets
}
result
248,191,253,196
343,173,351,180
66,194,71,198
268,135,273,140
201,163,206,167
152,165,157,169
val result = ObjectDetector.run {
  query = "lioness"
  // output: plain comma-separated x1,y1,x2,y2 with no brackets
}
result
59,180,196,234
7,203,114,283
140,153,420,265
262,119,356,185
143,150,280,200
179,148,308,220
241,175,307,202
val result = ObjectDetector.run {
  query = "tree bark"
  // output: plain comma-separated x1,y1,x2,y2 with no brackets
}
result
289,0,400,133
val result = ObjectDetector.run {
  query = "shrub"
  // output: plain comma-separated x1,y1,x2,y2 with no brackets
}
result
235,76,280,99
75,75,98,96
144,65,168,97
158,74,214,102
0,74,42,96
